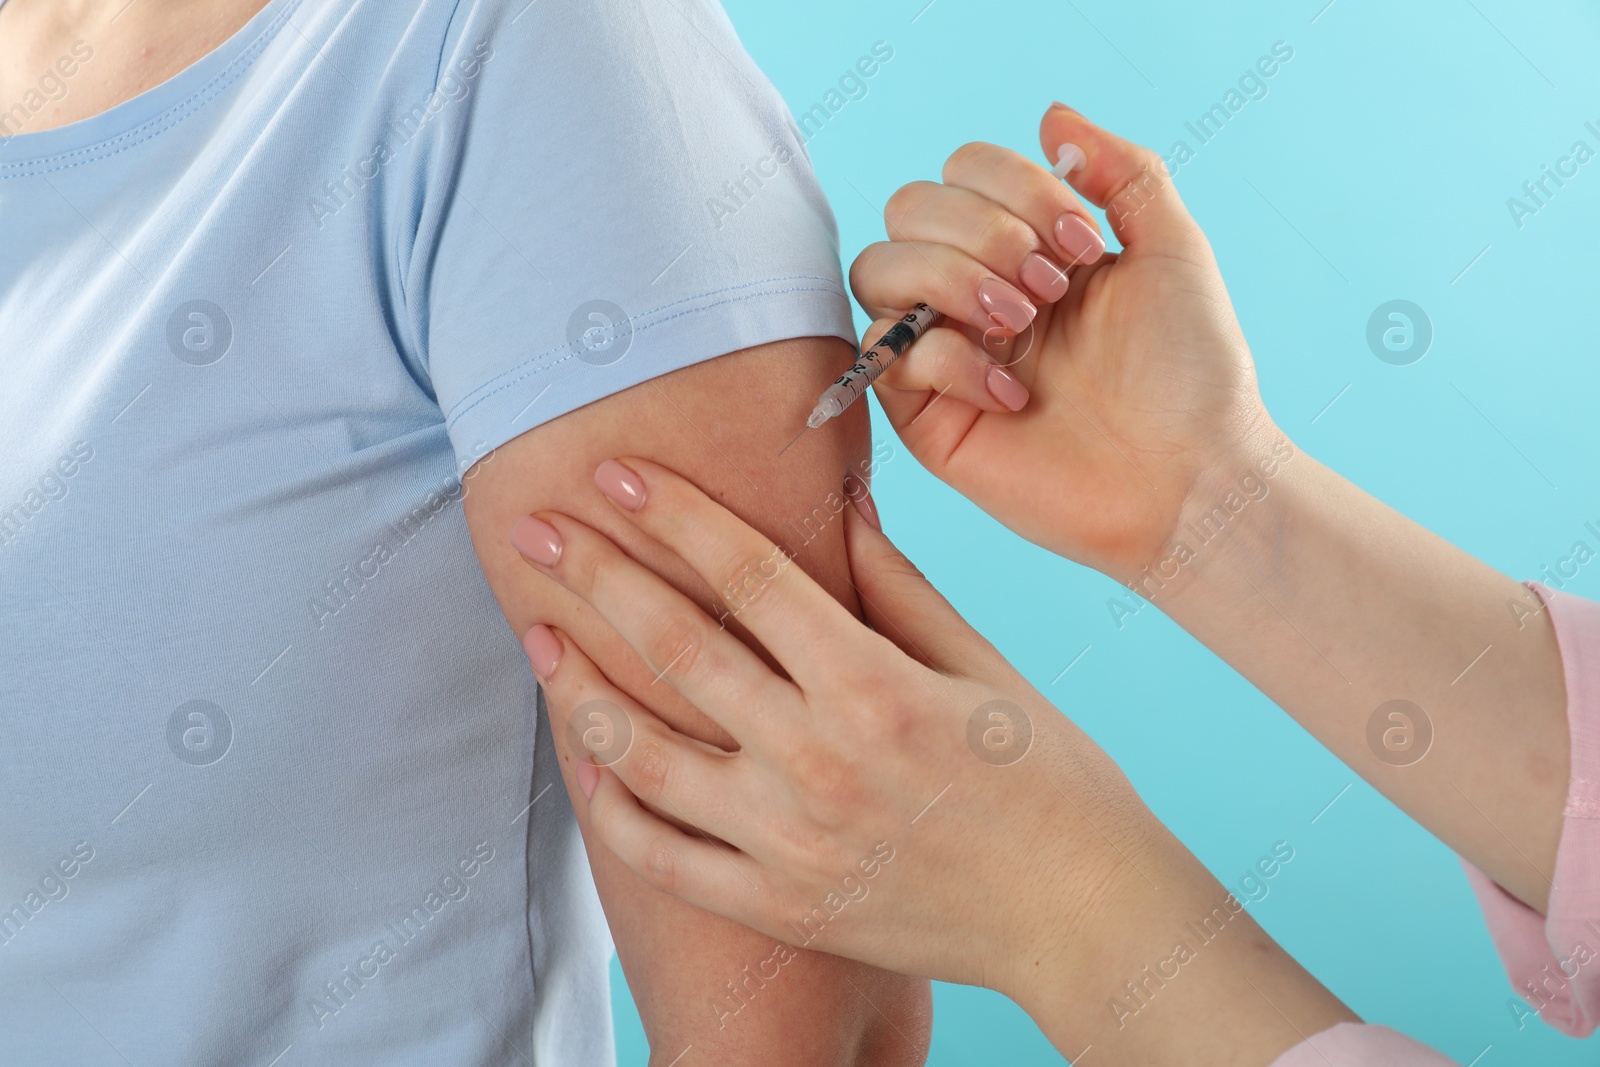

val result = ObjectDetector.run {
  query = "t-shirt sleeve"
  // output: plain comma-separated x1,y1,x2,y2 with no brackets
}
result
1459,582,1600,1037
1267,1023,1457,1066
401,0,855,466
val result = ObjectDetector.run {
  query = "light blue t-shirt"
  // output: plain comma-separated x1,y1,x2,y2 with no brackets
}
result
0,0,852,1062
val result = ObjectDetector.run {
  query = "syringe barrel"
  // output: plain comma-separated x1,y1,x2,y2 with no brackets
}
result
814,389,849,419
810,304,940,427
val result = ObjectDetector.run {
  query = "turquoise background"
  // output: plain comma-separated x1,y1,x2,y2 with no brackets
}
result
614,0,1600,1062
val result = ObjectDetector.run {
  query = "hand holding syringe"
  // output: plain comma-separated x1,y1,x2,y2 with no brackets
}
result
779,145,1088,456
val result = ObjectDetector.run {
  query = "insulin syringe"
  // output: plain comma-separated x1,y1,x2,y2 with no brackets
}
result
781,303,940,454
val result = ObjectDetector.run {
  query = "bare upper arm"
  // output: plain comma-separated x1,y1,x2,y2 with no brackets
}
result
460,335,929,1064
465,336,871,742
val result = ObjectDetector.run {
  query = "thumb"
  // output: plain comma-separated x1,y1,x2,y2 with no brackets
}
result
1040,103,1203,254
842,475,1005,679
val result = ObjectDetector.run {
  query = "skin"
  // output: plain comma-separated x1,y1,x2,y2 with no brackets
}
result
512,104,1571,1059
469,344,929,1064
519,459,1355,1065
2,2,930,1061
0,0,269,124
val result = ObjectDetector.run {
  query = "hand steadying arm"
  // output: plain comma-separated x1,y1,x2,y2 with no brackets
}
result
462,336,931,1065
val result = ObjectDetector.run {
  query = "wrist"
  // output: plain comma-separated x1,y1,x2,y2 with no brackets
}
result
993,804,1204,1053
1006,833,1355,1066
1112,416,1307,610
982,757,1190,1024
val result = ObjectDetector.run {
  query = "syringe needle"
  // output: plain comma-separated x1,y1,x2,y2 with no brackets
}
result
777,425,809,457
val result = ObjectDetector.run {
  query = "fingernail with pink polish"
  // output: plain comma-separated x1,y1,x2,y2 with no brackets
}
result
576,760,600,801
511,516,563,567
986,365,1030,412
1055,214,1106,266
1019,252,1070,303
843,473,880,530
523,623,562,680
977,278,1036,334
594,459,646,511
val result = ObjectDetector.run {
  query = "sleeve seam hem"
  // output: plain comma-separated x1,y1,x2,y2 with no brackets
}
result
441,274,848,430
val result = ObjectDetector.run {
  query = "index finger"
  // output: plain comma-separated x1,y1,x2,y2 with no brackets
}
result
591,457,860,688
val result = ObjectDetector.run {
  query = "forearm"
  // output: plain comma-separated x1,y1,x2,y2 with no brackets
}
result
1147,420,1567,910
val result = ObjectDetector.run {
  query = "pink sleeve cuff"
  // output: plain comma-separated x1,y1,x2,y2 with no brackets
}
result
1461,582,1600,1036
1268,1023,1456,1065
